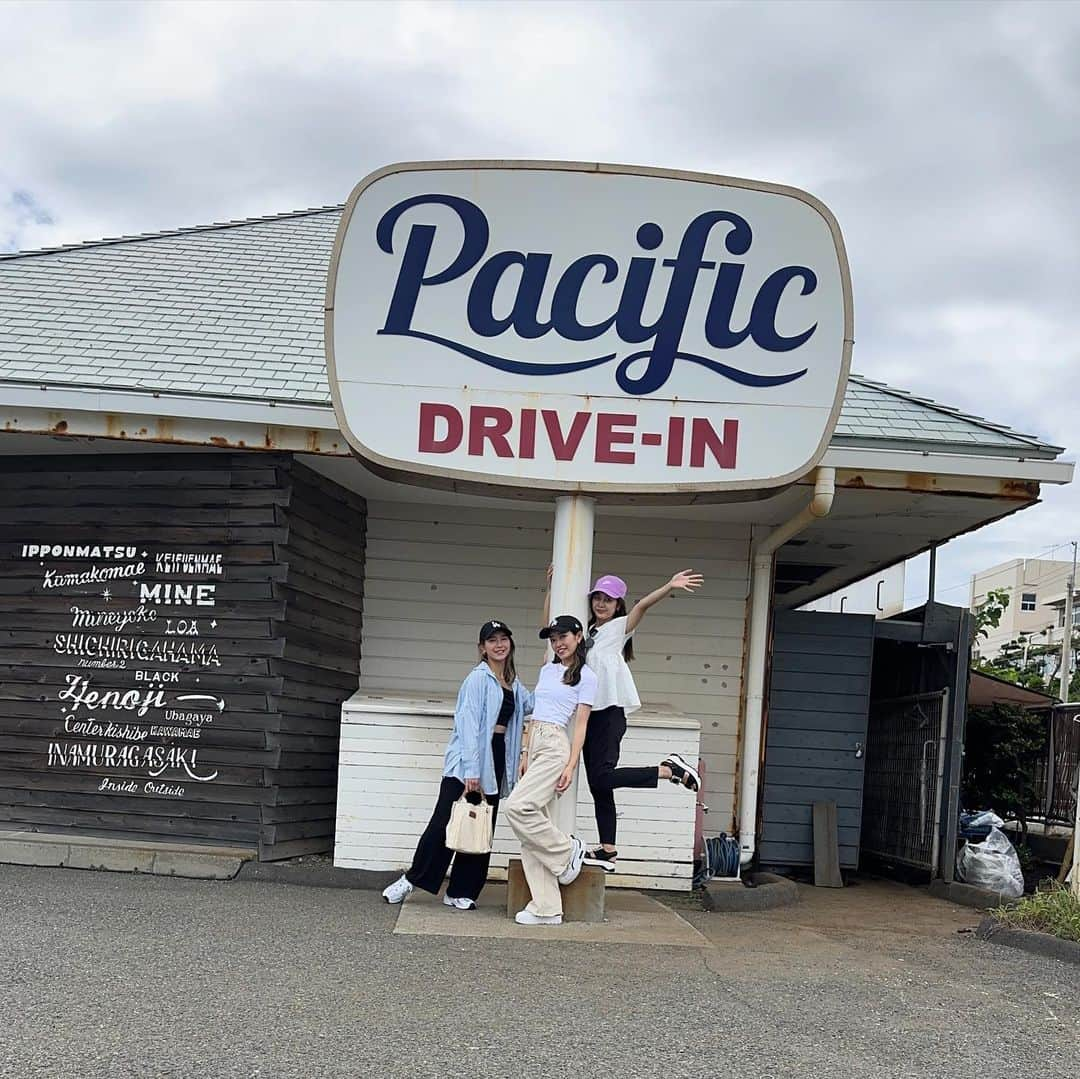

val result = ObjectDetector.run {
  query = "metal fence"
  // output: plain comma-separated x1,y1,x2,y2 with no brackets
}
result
1043,704,1080,825
861,690,948,872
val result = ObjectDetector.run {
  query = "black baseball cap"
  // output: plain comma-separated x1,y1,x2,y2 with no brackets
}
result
479,619,513,642
539,614,584,639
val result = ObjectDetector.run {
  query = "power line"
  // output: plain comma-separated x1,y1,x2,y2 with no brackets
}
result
933,580,973,597
1034,541,1077,560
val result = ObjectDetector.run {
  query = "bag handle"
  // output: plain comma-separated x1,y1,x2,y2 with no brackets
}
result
459,790,489,805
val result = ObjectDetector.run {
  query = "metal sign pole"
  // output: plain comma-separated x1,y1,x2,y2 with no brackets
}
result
1061,542,1075,706
1064,543,1079,897
548,494,595,836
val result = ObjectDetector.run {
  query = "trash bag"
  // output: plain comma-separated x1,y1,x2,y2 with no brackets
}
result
959,809,1005,842
956,826,1024,898
959,810,1000,841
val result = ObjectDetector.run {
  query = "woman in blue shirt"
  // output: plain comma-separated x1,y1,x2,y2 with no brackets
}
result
382,620,531,910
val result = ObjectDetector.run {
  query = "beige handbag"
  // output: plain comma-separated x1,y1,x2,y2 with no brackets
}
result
446,793,494,855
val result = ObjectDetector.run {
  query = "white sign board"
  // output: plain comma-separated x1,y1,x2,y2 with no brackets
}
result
326,161,852,497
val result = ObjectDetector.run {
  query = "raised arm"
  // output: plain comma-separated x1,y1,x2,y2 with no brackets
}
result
540,563,553,629
625,569,704,633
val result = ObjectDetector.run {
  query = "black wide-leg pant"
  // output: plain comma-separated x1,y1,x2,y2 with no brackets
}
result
405,733,505,902
582,705,659,846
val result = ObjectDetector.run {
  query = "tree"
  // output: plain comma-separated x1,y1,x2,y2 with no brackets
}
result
963,702,1049,836
976,628,1080,699
973,587,1011,641
972,587,1080,698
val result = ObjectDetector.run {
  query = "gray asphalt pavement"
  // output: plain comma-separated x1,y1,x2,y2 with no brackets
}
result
1,864,1077,1079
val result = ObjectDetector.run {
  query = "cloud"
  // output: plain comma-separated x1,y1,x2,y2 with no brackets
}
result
0,189,54,251
1,0,1077,599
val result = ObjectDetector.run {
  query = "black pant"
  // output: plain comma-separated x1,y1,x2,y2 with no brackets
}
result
582,705,658,847
406,734,505,901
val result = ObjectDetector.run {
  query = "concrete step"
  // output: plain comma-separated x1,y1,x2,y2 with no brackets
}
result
0,829,255,880
506,857,606,922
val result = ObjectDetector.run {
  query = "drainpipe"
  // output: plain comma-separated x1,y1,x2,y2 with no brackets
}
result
738,467,836,866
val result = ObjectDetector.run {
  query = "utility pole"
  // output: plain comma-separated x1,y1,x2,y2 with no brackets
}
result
1063,541,1076,706
1066,541,1079,897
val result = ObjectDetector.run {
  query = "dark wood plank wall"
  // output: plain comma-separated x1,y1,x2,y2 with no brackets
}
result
0,451,366,858
263,460,365,859
758,610,874,870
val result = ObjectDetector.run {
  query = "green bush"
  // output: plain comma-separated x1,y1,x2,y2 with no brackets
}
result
963,703,1048,832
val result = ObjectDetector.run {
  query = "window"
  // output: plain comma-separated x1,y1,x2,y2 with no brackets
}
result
1021,592,1037,612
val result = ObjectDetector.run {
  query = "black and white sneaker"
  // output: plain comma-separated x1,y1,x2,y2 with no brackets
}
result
557,835,586,885
583,847,617,873
662,753,701,792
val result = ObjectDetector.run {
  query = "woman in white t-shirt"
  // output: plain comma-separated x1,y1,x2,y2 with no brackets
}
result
503,614,597,926
544,569,704,874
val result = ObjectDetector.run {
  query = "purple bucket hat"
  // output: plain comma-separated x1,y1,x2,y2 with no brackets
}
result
590,574,628,600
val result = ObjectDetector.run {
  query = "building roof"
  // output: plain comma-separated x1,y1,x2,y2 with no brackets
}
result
0,206,1064,460
968,669,1057,709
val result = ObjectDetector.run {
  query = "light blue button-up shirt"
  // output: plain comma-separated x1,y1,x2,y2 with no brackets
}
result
443,663,533,797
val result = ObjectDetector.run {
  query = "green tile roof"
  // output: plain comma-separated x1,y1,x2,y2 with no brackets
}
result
0,207,1062,459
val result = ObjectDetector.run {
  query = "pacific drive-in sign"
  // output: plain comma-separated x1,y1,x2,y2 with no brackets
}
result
326,160,853,496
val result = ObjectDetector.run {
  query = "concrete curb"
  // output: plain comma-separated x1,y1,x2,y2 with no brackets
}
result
702,871,799,912
236,859,396,890
977,916,1080,966
0,831,251,880
927,879,1019,911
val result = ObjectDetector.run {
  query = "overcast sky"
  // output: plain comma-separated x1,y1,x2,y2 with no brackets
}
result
2,0,1078,606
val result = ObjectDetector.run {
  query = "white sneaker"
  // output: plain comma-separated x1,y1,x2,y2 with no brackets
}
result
515,909,563,926
381,874,414,904
442,895,476,910
557,834,586,886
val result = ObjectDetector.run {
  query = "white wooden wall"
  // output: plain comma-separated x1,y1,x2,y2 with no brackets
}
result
334,692,700,890
360,500,751,825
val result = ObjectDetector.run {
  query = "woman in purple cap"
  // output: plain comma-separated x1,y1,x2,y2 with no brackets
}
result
545,568,704,873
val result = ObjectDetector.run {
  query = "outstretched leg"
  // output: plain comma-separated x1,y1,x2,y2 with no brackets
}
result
582,706,659,850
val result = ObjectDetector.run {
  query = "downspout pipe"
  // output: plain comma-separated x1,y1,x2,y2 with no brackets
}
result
738,467,836,866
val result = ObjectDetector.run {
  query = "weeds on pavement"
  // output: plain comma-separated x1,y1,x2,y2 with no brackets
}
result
993,880,1080,942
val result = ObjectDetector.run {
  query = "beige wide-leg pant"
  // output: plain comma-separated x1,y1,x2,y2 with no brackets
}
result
504,722,572,917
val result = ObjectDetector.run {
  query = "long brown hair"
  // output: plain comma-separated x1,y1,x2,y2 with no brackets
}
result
479,637,517,685
588,595,635,662
557,636,589,686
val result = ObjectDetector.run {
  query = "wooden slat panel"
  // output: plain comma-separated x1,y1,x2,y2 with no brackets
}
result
763,782,863,809
260,460,366,859
760,611,874,869
360,499,748,816
0,452,300,848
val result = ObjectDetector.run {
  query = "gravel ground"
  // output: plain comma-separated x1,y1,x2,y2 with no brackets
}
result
1,864,1077,1079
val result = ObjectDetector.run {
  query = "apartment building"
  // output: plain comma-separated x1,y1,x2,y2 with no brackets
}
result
969,558,1074,660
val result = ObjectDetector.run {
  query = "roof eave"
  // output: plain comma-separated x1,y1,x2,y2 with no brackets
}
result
1,382,1073,489
830,432,1064,460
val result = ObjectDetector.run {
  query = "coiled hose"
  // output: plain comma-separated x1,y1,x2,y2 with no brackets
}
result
694,833,741,886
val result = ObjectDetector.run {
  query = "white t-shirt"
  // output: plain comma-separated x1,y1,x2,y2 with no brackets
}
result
585,615,641,714
531,661,598,727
